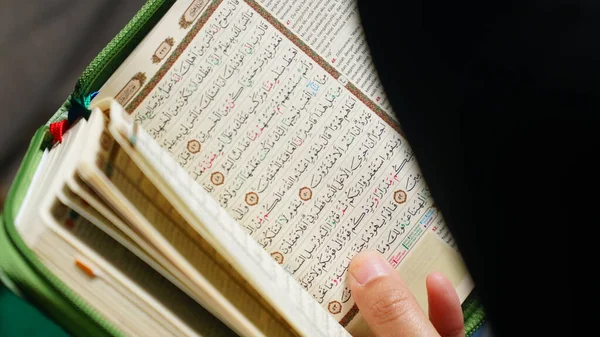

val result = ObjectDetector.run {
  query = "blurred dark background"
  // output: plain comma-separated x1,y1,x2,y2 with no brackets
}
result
0,0,147,205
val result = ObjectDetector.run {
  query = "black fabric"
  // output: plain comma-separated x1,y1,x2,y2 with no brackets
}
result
358,1,595,335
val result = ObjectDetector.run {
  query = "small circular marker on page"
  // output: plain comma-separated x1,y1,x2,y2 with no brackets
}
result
394,190,408,204
245,192,259,206
328,301,342,314
271,252,284,264
211,172,225,185
299,187,312,201
187,139,201,154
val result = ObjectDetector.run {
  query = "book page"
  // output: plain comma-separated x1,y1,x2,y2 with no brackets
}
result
42,200,235,337
16,119,88,244
255,0,393,116
58,181,202,301
92,0,472,331
78,109,298,337
34,228,179,337
14,120,232,337
109,102,349,337
64,170,211,298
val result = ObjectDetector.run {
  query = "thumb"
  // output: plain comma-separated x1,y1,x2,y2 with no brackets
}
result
427,273,465,337
349,251,439,337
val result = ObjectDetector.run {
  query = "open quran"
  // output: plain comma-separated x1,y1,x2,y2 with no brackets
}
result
3,1,477,336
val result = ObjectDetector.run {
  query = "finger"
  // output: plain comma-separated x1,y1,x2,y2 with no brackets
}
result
426,272,465,337
349,251,439,337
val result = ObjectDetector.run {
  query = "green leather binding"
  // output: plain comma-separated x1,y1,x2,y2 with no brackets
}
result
0,126,122,337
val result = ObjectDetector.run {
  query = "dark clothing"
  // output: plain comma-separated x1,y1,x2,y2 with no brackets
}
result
358,1,594,335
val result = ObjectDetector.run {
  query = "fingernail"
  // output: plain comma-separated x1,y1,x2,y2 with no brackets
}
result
350,253,392,286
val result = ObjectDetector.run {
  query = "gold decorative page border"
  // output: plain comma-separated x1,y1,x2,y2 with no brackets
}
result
115,72,147,108
126,0,223,113
179,0,211,29
152,37,175,64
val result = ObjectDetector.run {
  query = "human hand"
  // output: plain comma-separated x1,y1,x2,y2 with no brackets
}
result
349,251,465,337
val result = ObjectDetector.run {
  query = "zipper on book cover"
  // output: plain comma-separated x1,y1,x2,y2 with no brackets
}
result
462,296,487,336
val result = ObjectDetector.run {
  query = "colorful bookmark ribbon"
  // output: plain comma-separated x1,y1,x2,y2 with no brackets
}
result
49,91,98,143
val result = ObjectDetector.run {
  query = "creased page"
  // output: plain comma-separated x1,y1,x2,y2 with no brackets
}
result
93,0,472,332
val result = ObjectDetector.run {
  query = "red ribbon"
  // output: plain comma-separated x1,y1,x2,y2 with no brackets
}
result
49,120,69,143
